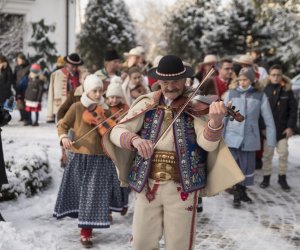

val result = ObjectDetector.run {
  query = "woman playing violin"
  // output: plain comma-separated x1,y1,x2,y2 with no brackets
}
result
106,76,129,119
54,74,126,248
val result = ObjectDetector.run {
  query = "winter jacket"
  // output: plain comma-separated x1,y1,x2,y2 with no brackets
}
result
25,76,44,102
0,107,10,187
14,62,30,98
57,102,110,156
263,76,297,141
0,63,14,104
223,86,276,151
56,85,83,122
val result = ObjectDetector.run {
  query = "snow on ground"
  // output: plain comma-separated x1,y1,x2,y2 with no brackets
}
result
0,103,300,250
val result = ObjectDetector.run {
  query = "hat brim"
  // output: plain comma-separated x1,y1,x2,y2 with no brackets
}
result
148,65,194,81
123,52,141,57
64,56,84,66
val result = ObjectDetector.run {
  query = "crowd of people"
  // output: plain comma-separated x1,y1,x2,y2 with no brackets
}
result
0,46,298,249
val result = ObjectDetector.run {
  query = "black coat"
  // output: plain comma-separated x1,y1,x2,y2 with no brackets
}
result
0,107,10,187
264,79,297,141
0,64,14,104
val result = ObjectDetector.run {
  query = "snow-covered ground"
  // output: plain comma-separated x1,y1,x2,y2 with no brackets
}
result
1,103,300,250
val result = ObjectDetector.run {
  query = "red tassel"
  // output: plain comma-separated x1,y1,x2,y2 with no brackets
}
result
146,183,159,202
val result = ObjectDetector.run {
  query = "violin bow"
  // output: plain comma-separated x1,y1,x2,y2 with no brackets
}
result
72,108,123,145
153,67,216,148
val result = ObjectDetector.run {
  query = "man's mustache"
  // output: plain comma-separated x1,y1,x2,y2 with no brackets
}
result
165,89,180,93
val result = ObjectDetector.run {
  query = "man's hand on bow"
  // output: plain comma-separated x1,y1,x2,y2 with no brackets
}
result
131,137,154,159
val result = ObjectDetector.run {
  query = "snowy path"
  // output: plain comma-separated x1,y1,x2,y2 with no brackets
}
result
1,107,300,250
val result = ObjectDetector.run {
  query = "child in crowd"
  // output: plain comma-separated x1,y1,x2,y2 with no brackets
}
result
122,66,149,106
24,64,44,126
105,76,130,217
54,74,124,248
223,67,276,208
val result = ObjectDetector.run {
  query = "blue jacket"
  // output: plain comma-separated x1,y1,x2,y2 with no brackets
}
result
223,86,276,151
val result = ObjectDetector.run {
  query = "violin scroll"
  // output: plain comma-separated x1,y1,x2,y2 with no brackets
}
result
226,105,245,122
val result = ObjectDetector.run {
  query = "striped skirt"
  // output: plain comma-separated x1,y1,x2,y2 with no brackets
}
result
53,152,128,228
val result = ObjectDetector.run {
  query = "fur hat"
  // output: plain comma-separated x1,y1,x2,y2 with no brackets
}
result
106,76,124,98
148,55,194,80
30,63,41,74
239,67,256,83
83,74,103,93
64,53,84,66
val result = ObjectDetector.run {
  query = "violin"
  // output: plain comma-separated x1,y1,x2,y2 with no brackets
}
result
171,95,245,122
170,94,245,122
82,104,117,136
109,103,129,121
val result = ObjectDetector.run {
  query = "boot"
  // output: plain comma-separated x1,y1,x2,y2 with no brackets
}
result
260,175,271,189
197,197,203,213
278,175,291,192
232,185,241,208
0,212,5,222
239,186,253,203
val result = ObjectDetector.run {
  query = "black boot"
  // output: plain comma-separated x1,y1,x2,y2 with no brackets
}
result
278,175,291,192
239,186,253,203
0,212,5,222
197,197,203,213
232,185,241,208
260,175,271,189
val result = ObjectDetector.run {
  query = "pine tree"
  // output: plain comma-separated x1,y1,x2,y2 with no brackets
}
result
28,19,57,70
165,0,220,63
78,0,136,71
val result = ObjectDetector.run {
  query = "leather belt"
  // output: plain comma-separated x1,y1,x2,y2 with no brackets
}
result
149,151,179,181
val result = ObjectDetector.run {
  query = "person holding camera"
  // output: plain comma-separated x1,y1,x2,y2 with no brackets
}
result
0,104,11,221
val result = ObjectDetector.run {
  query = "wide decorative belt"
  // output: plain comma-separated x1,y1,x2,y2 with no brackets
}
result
149,150,180,182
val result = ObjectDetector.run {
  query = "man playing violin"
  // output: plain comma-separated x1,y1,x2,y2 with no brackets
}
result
103,55,244,250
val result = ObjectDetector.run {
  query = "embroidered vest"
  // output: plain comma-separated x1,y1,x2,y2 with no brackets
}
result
128,107,208,193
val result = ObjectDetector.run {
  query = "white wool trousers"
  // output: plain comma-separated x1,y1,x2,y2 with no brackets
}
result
132,179,198,250
262,138,289,176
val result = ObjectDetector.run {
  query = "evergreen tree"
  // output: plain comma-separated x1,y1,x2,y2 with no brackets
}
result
28,19,57,70
78,0,136,71
165,0,220,63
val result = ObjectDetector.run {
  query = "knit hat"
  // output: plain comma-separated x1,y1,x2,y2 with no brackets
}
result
83,74,103,94
104,50,120,61
238,67,256,83
106,76,124,98
30,63,41,74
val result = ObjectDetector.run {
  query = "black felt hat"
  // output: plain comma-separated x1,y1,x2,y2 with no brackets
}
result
148,55,194,80
104,50,120,61
64,53,84,66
